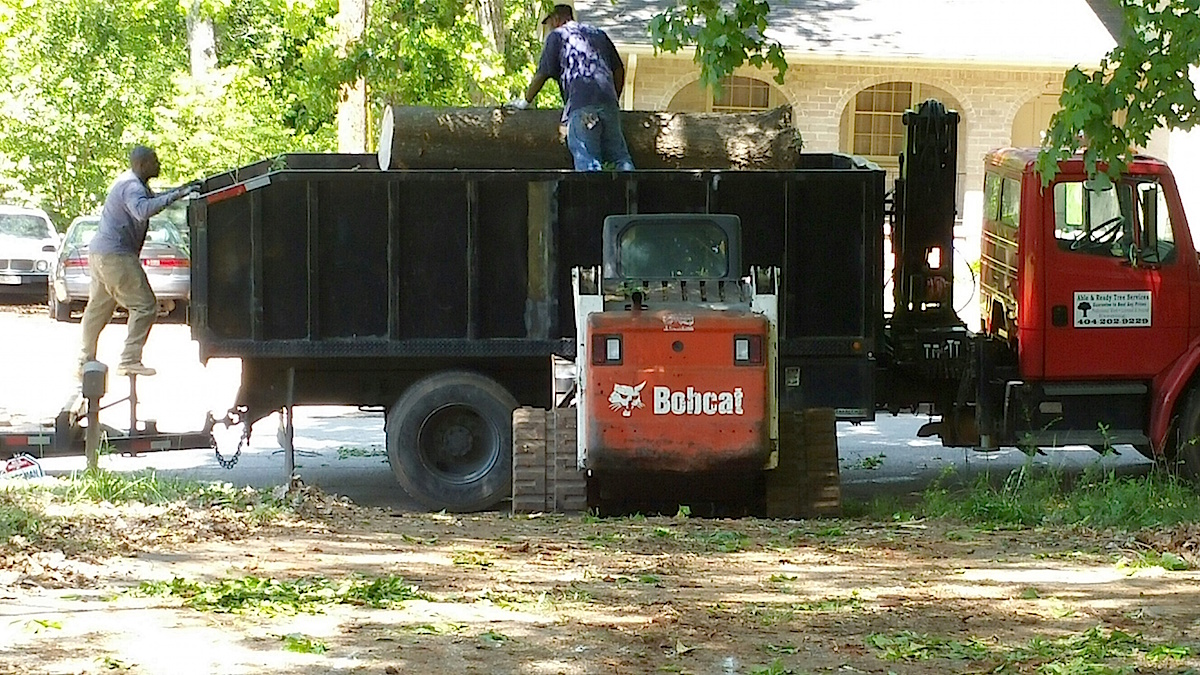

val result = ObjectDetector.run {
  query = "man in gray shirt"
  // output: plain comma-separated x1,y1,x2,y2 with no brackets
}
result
79,146,196,377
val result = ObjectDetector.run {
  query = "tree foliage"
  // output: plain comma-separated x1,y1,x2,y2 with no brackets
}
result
648,0,786,92
1036,0,1200,183
0,0,186,225
0,0,547,228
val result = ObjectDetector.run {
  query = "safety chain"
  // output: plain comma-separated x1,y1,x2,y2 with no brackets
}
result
211,407,251,470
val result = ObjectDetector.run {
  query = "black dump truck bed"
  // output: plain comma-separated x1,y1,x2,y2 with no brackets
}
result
192,153,884,417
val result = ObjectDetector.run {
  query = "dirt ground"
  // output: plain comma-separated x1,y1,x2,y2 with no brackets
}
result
1,481,1199,675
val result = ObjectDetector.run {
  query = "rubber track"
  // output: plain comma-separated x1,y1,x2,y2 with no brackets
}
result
512,407,586,513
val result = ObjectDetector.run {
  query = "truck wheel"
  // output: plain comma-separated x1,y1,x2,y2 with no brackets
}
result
1172,388,1200,481
386,371,517,512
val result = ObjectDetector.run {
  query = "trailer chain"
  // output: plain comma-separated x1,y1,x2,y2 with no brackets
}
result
211,409,251,470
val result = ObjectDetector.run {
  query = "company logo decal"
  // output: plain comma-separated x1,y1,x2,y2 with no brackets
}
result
662,313,695,332
609,383,746,417
609,382,646,417
654,386,744,416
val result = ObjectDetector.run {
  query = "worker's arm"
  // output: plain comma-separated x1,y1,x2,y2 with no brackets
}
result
122,180,182,223
595,30,625,100
524,72,551,105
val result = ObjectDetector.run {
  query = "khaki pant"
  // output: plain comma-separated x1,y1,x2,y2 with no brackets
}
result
79,253,157,367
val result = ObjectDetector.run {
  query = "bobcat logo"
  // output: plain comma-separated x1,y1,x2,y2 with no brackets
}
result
608,382,646,417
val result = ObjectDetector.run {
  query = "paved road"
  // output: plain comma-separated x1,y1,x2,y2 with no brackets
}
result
0,303,1152,511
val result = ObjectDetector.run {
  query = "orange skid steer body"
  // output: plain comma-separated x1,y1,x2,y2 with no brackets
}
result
584,308,771,473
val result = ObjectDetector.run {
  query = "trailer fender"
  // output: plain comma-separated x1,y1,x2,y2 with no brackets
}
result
1149,337,1200,454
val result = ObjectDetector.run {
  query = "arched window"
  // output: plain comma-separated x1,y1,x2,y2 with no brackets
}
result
851,82,912,157
667,75,783,113
712,76,771,112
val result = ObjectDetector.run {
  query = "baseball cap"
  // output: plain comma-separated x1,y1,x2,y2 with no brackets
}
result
542,4,573,24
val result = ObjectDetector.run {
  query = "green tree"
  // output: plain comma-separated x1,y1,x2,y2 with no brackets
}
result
1036,0,1200,182
0,0,186,226
648,0,787,92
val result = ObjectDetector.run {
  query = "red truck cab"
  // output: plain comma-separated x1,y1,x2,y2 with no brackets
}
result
978,148,1200,469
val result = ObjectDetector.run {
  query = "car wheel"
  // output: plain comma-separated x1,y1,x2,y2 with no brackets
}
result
385,371,517,512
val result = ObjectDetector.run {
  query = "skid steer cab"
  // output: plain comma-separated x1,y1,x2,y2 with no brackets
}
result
572,214,782,508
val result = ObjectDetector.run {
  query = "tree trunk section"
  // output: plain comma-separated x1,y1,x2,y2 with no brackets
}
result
377,105,802,170
337,0,369,152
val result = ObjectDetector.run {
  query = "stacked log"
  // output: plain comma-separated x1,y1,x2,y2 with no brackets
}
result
376,104,802,171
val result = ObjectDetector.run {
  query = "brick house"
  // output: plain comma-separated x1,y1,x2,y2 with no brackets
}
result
574,0,1126,248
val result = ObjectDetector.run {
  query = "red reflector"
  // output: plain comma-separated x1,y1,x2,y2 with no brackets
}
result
142,258,189,268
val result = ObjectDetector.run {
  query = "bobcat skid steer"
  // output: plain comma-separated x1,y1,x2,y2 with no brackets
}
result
512,213,838,516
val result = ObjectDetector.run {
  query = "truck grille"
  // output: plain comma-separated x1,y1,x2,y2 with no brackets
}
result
0,259,35,272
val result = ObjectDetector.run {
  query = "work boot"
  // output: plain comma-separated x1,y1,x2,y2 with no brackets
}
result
115,362,157,377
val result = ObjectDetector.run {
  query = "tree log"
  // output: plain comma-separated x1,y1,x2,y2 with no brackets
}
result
376,105,802,170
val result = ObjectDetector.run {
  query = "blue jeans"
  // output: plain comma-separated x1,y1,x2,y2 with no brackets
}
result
566,104,634,171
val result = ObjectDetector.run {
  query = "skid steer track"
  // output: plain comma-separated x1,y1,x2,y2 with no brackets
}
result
512,407,586,513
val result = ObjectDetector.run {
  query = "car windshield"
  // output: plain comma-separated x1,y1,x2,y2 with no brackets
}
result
67,217,184,249
0,214,53,240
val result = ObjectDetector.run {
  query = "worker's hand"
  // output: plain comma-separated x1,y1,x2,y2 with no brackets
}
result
175,181,202,200
506,98,529,110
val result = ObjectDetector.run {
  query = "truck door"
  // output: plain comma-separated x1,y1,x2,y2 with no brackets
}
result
1042,175,1189,379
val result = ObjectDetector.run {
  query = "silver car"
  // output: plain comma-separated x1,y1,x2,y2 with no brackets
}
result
0,204,58,299
49,205,190,322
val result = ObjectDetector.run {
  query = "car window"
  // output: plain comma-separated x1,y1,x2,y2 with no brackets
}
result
146,219,183,246
68,220,100,247
0,214,53,240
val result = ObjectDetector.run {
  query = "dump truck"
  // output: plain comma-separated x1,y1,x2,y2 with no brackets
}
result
182,100,1200,514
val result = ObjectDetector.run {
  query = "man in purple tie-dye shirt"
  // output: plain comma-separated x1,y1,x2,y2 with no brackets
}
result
512,4,635,171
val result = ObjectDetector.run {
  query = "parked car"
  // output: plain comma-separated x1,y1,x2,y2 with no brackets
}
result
0,204,58,300
49,203,190,322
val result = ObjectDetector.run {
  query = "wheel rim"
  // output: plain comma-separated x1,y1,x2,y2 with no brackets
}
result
416,403,500,484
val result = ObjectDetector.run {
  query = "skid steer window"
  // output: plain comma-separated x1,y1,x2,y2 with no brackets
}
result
618,220,729,278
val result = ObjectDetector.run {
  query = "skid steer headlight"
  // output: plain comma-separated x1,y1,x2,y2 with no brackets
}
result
734,335,763,365
592,334,623,365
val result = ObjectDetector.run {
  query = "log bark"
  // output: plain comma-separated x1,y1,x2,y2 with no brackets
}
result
376,105,802,170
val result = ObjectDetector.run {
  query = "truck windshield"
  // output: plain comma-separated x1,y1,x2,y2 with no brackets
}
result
1053,178,1176,263
618,220,729,278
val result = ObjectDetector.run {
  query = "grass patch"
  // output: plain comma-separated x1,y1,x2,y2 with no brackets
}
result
335,445,386,460
280,633,327,654
137,574,427,615
693,529,751,552
0,490,44,542
923,463,1200,529
865,631,993,662
852,461,1200,530
1116,549,1190,571
865,626,1192,671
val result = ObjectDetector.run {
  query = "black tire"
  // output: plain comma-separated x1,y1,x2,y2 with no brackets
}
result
386,371,517,512
1172,388,1200,481
50,294,71,322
